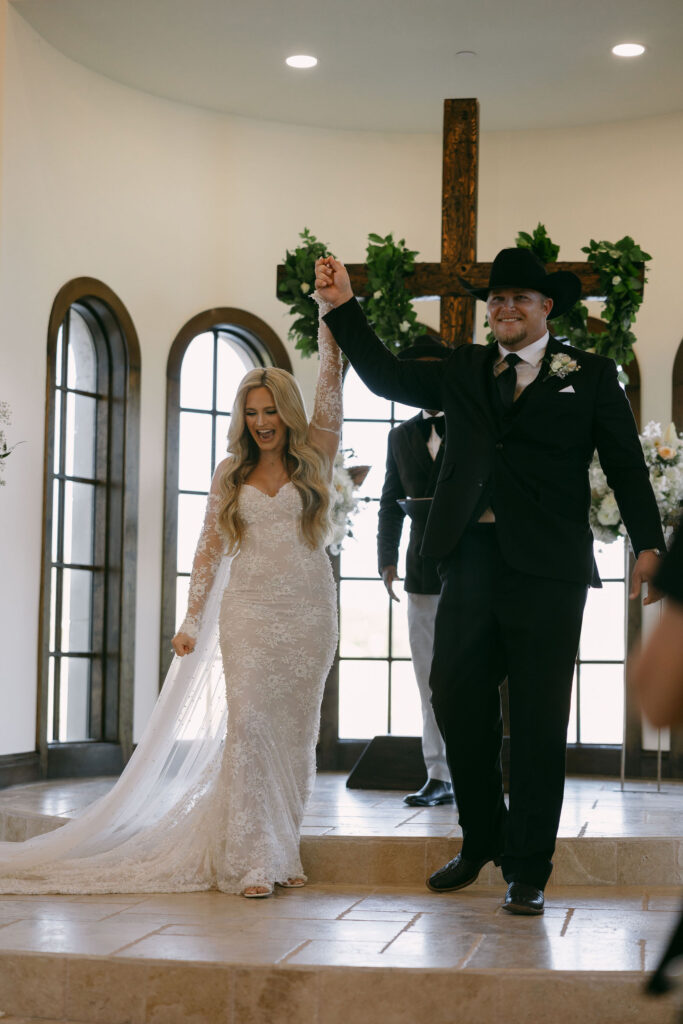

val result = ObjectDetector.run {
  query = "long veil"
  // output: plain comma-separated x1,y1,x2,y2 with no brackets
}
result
0,557,232,894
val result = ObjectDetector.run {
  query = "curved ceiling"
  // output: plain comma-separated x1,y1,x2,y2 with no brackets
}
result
11,0,683,133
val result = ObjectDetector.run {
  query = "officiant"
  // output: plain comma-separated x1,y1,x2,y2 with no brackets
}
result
377,339,454,807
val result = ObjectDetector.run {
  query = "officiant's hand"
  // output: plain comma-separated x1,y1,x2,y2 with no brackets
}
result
315,257,353,307
381,566,401,602
629,550,664,605
171,631,196,657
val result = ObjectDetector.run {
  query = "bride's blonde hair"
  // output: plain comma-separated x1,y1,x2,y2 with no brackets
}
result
217,368,332,553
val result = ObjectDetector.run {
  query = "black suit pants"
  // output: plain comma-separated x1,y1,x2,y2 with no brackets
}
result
430,523,588,889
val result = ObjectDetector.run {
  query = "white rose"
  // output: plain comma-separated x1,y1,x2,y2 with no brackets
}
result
399,321,411,333
373,290,383,300
612,276,622,285
300,282,311,294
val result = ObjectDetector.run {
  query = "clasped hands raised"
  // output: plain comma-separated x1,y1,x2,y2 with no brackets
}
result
315,257,354,308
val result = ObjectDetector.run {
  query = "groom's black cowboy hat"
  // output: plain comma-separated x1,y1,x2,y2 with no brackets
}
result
458,248,581,320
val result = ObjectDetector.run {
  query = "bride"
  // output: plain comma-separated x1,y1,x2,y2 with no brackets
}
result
0,278,342,898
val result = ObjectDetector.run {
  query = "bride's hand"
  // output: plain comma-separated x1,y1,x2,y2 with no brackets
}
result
314,257,353,307
171,632,196,657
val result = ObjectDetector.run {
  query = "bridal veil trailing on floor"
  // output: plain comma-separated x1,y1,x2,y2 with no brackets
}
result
0,558,243,894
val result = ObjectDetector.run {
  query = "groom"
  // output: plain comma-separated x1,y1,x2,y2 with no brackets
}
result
315,249,665,915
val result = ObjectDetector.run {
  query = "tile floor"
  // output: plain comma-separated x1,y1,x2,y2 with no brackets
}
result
1,772,681,839
0,774,680,1021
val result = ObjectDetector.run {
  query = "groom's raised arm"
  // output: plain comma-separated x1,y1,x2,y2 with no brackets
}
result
315,258,446,412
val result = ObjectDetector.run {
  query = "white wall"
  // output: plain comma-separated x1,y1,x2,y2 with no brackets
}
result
0,7,680,754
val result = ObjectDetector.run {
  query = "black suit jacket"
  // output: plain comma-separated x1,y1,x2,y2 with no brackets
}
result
325,299,665,587
377,413,443,594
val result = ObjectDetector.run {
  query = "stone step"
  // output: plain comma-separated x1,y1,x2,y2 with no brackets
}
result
1,805,681,887
302,833,683,888
0,883,678,1024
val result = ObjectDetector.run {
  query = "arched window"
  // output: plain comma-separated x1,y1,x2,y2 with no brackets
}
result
40,280,141,777
160,309,291,681
337,369,416,743
566,325,642,774
330,334,651,777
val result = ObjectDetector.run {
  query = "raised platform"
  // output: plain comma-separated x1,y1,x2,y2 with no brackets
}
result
0,775,680,1023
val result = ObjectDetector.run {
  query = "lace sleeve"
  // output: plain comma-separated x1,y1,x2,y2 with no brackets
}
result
177,490,225,640
310,294,343,445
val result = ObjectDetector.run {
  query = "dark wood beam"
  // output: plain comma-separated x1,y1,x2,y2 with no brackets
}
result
440,99,479,344
277,260,644,303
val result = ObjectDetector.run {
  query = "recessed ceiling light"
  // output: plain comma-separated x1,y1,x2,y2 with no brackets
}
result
286,55,318,69
612,43,645,57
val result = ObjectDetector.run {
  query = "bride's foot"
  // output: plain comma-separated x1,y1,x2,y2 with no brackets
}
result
277,877,306,888
242,885,273,898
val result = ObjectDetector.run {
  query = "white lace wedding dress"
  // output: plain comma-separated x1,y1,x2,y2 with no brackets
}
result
0,311,341,895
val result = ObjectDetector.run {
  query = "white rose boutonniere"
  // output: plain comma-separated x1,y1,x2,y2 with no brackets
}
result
547,352,580,381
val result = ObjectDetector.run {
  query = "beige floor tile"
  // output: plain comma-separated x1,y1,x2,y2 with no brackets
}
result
144,963,231,1024
646,888,683,911
567,907,680,939
234,967,317,1024
281,938,393,966
117,932,302,964
466,931,646,971
543,885,648,910
340,909,417,923
0,918,159,956
319,968,498,1024
164,916,405,943
406,904,566,937
65,958,148,1024
0,897,142,922
383,929,485,967
0,954,66,1018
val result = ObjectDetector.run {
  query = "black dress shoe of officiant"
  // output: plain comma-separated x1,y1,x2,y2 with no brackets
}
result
404,778,455,807
427,852,496,893
502,882,545,916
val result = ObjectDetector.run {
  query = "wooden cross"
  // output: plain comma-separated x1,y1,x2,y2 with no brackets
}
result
277,98,639,346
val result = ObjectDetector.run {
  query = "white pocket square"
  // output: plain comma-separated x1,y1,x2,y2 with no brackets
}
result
559,385,575,394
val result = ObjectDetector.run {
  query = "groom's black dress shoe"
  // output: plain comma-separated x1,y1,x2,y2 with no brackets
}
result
502,883,545,916
404,778,455,807
427,853,496,893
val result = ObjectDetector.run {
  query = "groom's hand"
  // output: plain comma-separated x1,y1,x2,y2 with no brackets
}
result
381,566,401,602
629,549,664,605
315,257,353,307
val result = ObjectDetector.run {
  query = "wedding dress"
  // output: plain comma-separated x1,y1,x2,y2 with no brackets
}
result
0,308,341,894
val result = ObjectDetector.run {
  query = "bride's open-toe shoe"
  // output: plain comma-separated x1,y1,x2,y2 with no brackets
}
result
242,884,273,898
277,877,306,888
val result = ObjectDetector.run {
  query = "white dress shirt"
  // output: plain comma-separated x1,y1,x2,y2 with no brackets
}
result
422,409,444,461
494,332,549,399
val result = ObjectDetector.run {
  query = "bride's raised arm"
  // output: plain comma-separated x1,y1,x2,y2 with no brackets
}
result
309,291,343,471
173,464,227,654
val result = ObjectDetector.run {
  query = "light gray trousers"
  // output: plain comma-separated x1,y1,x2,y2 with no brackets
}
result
407,592,450,782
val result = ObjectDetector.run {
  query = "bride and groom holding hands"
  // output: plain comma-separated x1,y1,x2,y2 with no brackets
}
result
0,246,665,913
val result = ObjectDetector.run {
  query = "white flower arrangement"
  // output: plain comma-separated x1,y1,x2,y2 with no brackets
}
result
327,449,369,555
589,421,683,544
547,352,580,381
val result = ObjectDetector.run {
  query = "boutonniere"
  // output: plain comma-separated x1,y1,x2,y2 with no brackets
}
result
546,352,580,381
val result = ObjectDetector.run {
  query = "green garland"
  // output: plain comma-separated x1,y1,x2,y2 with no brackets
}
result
277,228,332,358
280,223,651,367
510,223,651,369
361,233,422,352
278,229,423,357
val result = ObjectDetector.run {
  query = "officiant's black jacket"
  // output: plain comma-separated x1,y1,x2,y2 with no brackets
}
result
378,413,443,595
325,299,665,587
